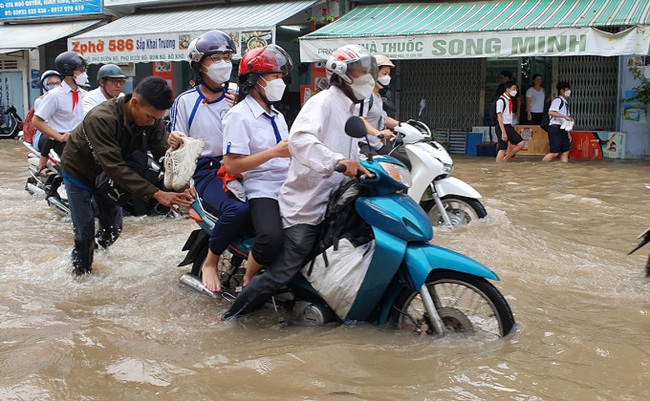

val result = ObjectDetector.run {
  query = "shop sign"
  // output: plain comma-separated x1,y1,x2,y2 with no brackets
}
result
300,26,650,61
0,0,101,20
69,29,275,64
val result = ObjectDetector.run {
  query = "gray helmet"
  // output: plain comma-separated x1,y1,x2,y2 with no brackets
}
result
54,51,86,77
188,30,236,73
97,64,127,83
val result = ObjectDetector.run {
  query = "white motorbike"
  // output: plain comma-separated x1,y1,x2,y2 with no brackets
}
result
391,120,487,227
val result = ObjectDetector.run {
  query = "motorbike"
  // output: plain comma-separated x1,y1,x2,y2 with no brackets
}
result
177,116,515,339
23,137,171,217
386,120,485,228
0,105,23,139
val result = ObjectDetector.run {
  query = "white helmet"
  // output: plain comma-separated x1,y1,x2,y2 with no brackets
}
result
325,44,378,84
374,54,395,68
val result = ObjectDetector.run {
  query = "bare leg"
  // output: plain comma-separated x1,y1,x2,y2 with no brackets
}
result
242,252,263,287
496,150,507,163
37,155,48,170
201,250,221,293
559,151,569,163
503,142,525,162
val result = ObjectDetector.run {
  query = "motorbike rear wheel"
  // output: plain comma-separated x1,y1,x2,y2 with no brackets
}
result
391,270,515,339
420,195,487,227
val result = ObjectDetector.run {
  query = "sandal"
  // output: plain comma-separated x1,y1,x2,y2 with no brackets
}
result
37,166,55,177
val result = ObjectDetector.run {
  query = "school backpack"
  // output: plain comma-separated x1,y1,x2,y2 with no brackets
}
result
489,97,506,127
21,107,36,143
540,98,565,132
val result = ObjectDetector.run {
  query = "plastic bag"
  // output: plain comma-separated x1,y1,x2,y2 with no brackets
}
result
301,239,375,319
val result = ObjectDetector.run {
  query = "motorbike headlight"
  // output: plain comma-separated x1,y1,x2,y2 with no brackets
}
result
378,161,412,187
441,162,454,175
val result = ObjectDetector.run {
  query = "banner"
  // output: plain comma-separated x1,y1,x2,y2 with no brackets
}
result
69,29,276,64
0,0,101,20
300,26,650,61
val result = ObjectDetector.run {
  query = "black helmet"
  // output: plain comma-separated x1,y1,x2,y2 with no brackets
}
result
97,64,127,83
54,51,87,77
187,30,236,74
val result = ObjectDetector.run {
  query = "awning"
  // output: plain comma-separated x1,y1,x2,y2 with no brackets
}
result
300,0,650,61
0,20,103,54
69,1,317,64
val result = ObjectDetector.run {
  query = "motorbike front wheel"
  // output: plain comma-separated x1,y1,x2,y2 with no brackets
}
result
420,195,487,227
390,270,515,339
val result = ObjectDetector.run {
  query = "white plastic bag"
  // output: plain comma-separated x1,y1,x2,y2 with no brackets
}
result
560,120,574,131
301,239,375,319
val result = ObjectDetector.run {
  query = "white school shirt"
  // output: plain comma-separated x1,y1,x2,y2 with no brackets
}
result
496,94,514,125
170,86,231,158
525,87,545,113
34,81,86,133
82,87,124,114
356,92,385,150
222,95,289,200
279,86,361,228
549,96,570,126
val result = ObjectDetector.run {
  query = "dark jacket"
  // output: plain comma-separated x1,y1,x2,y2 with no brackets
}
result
61,94,167,202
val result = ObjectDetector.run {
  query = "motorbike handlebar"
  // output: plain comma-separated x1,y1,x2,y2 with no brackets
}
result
334,163,374,181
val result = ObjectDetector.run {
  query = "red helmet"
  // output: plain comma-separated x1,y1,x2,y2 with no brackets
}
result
238,44,293,77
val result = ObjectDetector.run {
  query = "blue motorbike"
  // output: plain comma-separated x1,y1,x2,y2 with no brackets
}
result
178,117,515,338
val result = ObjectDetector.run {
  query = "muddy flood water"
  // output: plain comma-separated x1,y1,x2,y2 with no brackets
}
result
1,138,650,400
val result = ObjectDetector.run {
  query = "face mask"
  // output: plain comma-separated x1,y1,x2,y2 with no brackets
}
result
46,84,59,92
349,73,375,101
564,90,571,97
260,77,286,102
204,60,232,84
377,75,391,87
510,90,518,97
74,72,88,87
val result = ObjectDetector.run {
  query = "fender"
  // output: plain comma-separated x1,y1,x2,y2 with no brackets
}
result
404,243,499,290
434,176,482,199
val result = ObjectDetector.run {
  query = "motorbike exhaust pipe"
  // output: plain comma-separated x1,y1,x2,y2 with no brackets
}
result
46,197,70,215
25,182,47,197
178,273,221,299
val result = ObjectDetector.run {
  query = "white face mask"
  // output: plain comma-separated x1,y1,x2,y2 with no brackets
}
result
204,60,232,84
377,75,391,87
349,73,375,101
74,72,88,87
260,77,286,102
510,90,518,97
46,84,59,92
564,90,571,97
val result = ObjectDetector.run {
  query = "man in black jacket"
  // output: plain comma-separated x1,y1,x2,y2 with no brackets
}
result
62,77,194,276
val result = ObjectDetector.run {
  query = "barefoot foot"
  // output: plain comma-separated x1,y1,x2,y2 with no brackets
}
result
201,264,221,293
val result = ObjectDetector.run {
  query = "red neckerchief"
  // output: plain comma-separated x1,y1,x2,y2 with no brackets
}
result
72,90,79,110
501,94,513,113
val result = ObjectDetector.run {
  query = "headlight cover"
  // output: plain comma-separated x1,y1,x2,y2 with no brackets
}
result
378,161,412,187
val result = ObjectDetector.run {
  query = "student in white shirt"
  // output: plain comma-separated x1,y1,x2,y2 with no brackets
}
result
495,81,525,163
222,44,293,287
223,44,372,320
526,74,546,124
166,30,247,293
82,64,126,114
542,82,574,163
33,51,87,175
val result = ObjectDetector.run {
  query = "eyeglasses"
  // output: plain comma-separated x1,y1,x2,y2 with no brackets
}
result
209,53,232,62
106,78,126,86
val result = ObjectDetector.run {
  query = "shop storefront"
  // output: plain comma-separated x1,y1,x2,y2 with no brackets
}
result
0,0,105,117
299,0,650,158
68,0,323,121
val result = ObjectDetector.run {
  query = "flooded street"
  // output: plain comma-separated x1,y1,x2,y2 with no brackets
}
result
1,137,650,400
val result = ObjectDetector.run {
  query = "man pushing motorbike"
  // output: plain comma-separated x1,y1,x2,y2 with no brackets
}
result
222,44,374,320
61,77,194,276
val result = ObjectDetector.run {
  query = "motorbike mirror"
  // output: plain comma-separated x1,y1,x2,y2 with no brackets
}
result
418,98,426,117
344,116,368,139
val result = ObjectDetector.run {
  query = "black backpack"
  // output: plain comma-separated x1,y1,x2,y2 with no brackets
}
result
540,98,565,132
489,97,506,127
